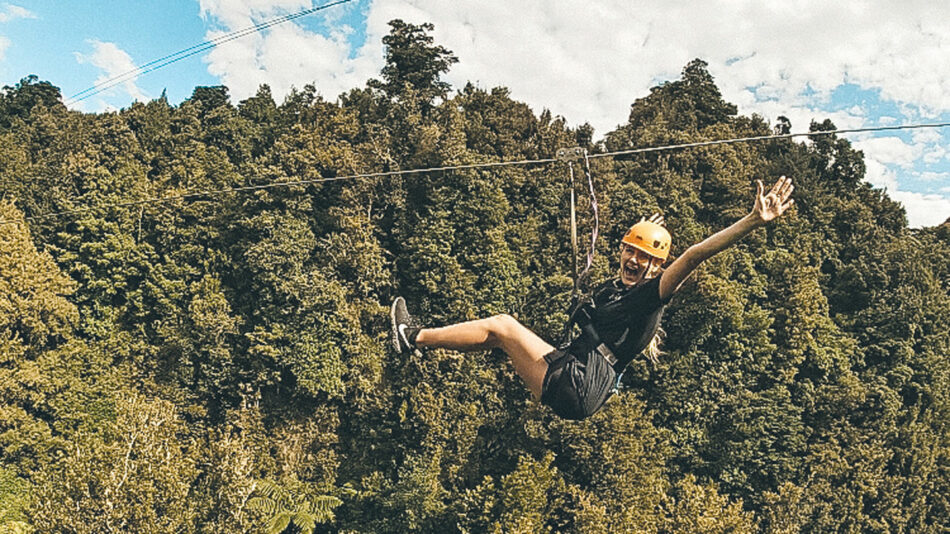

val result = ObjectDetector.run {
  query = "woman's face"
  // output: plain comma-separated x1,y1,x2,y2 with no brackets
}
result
619,243,663,287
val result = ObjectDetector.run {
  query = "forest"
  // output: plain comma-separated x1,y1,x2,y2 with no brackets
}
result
1,20,948,533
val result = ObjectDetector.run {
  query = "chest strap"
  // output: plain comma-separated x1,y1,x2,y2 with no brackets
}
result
574,305,622,370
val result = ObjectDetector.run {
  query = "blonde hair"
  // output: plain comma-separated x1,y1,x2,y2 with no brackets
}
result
645,327,666,365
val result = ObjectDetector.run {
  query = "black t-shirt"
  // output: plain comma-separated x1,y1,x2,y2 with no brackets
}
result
567,273,670,369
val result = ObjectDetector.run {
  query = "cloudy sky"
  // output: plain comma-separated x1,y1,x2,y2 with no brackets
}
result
2,0,949,226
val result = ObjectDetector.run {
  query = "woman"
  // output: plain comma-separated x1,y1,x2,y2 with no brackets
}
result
391,176,795,420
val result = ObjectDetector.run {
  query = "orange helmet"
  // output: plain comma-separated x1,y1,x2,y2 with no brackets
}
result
621,221,672,260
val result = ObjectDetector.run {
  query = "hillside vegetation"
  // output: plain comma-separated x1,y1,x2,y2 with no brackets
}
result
1,20,948,533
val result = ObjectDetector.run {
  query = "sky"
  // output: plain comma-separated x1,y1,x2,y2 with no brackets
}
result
1,0,949,227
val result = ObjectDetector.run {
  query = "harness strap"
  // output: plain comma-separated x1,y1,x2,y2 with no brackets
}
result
594,342,618,367
574,305,624,372
562,301,627,395
568,160,579,295
589,321,625,394
557,146,599,299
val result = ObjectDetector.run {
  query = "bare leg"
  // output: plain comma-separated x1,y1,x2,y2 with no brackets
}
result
415,314,554,399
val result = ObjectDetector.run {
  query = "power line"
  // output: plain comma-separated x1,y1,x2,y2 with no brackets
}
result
64,0,355,107
3,121,950,226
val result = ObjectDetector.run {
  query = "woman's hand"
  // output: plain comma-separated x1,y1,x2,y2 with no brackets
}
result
753,176,794,225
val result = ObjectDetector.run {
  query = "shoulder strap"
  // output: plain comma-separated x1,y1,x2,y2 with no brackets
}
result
559,277,630,348
558,293,590,346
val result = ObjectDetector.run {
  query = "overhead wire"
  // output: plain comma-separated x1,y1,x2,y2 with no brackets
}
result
64,0,356,106
1,157,558,225
3,121,950,226
587,121,950,159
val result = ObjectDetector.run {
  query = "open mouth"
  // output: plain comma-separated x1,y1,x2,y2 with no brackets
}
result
623,264,639,278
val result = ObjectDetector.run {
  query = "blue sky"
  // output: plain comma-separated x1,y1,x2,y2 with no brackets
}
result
1,1,215,103
0,0,370,105
1,1,948,226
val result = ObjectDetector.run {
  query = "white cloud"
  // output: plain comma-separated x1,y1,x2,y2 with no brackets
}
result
863,157,900,192
197,0,950,227
862,155,950,227
912,128,943,144
852,137,920,169
356,1,949,131
909,128,949,163
922,149,945,164
917,171,949,182
0,4,34,61
197,1,950,132
888,190,950,227
199,0,380,102
199,0,311,30
0,3,35,22
74,40,148,105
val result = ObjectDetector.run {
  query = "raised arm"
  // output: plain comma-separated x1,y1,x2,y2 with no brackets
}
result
658,176,795,301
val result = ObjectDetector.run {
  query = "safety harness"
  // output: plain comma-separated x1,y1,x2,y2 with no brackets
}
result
557,146,626,390
558,290,628,394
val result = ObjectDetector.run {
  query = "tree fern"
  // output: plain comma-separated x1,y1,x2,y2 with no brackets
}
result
248,477,342,533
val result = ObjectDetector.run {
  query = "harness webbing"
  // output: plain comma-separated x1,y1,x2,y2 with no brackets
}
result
579,150,599,289
560,147,600,298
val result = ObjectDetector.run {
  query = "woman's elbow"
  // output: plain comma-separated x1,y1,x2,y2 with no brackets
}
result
679,245,706,270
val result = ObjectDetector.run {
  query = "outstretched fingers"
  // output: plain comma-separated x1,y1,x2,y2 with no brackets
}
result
753,176,796,221
777,177,794,211
778,176,794,197
766,176,793,200
769,177,783,196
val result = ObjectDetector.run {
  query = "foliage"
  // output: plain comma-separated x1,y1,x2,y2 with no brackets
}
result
0,19,947,533
248,477,343,534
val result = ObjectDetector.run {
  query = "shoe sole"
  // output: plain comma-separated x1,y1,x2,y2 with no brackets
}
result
390,297,402,353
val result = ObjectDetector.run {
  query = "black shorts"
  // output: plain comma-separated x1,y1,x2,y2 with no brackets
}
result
540,347,618,420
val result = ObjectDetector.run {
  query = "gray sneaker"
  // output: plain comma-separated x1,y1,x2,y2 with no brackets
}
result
390,296,418,353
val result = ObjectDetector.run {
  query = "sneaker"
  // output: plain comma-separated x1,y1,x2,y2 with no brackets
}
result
390,296,419,353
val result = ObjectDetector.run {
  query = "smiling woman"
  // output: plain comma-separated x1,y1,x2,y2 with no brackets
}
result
618,217,670,286
392,176,795,420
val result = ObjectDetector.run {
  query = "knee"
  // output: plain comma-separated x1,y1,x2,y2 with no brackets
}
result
489,313,519,330
486,313,521,341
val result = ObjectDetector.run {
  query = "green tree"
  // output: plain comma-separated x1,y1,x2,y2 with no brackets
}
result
31,392,199,533
368,19,458,104
0,75,65,129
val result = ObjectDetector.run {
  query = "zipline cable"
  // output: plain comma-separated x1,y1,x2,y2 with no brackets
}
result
3,121,950,226
1,156,558,225
588,121,950,160
65,0,355,106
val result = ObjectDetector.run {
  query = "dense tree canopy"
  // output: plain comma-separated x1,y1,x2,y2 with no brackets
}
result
0,21,947,533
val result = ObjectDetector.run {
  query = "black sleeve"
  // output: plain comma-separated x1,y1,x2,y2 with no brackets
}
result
624,272,672,310
598,274,668,319
631,273,667,310
655,271,673,306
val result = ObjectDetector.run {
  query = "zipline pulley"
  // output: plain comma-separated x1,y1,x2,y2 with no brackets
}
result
556,147,587,162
